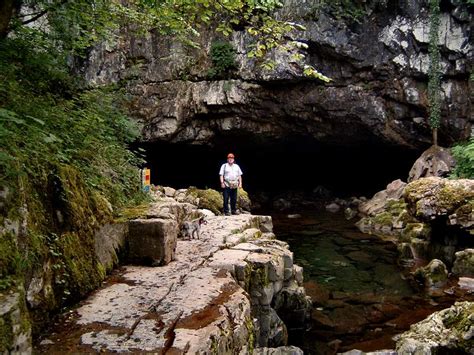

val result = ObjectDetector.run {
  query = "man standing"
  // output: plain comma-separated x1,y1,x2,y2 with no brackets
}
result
219,153,243,216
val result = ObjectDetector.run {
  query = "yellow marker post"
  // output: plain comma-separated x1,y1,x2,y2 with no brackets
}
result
142,168,151,192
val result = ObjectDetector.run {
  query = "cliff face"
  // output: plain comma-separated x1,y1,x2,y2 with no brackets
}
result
81,0,472,149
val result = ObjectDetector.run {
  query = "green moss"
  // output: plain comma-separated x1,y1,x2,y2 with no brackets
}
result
386,199,408,215
0,288,31,353
187,187,223,215
238,236,248,244
57,232,103,303
443,303,474,351
0,313,13,352
437,184,471,213
405,178,474,217
114,203,150,223
210,335,219,355
237,188,251,211
373,212,393,226
245,316,255,353
0,232,20,291
250,264,269,288
401,223,431,241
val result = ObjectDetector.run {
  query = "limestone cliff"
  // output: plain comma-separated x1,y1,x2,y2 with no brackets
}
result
81,0,472,149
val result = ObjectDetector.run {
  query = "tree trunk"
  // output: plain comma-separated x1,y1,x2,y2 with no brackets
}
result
432,128,438,146
0,0,16,38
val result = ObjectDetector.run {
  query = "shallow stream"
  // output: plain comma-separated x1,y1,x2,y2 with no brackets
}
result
271,209,473,354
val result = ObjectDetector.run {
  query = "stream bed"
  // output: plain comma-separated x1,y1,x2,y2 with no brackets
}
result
271,209,474,354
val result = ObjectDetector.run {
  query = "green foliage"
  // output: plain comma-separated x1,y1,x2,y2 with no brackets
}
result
208,41,237,79
305,0,377,24
0,232,20,291
0,36,145,209
450,138,474,179
428,0,441,131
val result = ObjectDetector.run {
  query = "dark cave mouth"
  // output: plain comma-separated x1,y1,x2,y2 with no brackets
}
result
141,135,421,201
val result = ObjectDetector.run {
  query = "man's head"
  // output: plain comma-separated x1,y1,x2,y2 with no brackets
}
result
227,153,235,163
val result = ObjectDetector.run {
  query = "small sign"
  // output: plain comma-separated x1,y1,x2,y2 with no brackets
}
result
142,168,151,192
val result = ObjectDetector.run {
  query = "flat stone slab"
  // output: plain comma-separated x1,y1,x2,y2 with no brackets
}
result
35,214,276,353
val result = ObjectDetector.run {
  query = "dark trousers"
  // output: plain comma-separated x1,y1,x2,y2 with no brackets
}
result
223,187,237,213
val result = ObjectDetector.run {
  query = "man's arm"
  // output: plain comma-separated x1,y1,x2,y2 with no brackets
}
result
238,176,242,188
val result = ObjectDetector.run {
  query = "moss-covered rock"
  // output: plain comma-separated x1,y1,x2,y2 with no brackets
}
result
404,177,474,227
0,287,31,353
413,259,448,288
237,188,251,211
452,249,474,277
401,223,431,242
187,187,223,215
396,301,474,354
1,164,117,343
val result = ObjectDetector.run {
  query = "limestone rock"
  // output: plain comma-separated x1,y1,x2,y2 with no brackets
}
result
128,218,177,266
396,301,474,354
413,259,448,288
37,212,310,354
252,345,304,355
162,186,176,197
452,249,474,277
81,1,471,153
404,177,474,230
0,288,32,354
408,145,456,182
94,222,128,272
359,179,407,217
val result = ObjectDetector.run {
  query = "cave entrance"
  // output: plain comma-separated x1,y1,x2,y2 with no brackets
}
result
140,133,421,200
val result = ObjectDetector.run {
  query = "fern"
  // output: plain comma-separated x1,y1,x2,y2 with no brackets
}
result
450,138,474,179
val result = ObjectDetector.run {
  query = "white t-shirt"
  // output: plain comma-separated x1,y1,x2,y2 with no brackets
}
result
219,163,243,184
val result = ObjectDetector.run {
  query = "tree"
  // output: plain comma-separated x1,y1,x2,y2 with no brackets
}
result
0,0,330,80
428,0,441,146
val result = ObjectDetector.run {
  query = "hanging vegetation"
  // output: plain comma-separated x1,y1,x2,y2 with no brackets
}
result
428,0,441,146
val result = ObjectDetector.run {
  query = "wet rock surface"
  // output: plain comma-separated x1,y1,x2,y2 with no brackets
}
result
35,211,309,353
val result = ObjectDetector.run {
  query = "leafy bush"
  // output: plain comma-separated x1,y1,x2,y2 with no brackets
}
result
451,138,474,179
0,36,145,210
207,41,237,79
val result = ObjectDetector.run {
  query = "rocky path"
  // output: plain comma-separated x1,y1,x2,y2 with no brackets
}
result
36,214,308,354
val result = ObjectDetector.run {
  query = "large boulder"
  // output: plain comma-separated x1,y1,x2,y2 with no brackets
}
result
408,145,456,182
128,218,178,266
404,177,474,231
358,179,407,217
452,249,474,277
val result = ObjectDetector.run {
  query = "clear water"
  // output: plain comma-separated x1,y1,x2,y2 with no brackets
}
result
272,209,472,354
